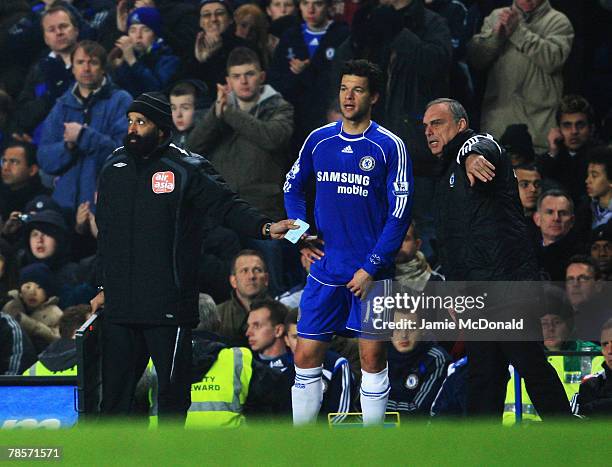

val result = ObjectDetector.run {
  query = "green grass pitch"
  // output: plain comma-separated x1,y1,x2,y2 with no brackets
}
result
1,420,610,466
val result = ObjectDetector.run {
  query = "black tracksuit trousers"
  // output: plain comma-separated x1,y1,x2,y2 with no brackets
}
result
100,319,192,423
466,340,572,419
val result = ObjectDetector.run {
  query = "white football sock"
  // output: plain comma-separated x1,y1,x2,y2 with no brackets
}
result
360,365,390,426
292,365,323,425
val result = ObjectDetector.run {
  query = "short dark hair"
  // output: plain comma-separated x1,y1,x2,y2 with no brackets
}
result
59,304,91,339
587,145,612,182
566,254,601,280
285,307,298,326
426,98,470,127
41,3,79,29
71,40,107,69
556,95,595,126
230,249,267,274
226,46,261,73
299,0,332,6
3,140,37,167
170,81,197,98
515,162,541,175
250,298,288,326
340,59,383,97
536,188,574,214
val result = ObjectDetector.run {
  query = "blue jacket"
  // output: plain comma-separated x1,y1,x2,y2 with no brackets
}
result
112,39,180,97
37,78,132,214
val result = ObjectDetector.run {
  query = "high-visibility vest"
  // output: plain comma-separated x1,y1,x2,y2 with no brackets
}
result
149,347,253,428
22,361,77,376
186,347,253,428
591,356,605,374
503,354,597,425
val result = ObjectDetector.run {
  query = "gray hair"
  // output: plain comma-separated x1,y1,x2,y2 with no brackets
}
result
195,293,220,332
536,189,574,215
425,98,469,126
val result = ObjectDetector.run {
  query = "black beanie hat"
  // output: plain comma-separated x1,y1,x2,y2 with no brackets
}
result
127,92,173,133
24,209,67,241
19,263,57,298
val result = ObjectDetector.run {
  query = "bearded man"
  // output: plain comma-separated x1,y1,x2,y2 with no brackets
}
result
90,91,296,423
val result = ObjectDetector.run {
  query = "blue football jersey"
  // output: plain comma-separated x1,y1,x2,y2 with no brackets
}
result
284,120,414,284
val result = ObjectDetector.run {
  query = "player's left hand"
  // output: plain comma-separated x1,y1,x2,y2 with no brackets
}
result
465,154,495,186
347,268,373,299
268,219,299,239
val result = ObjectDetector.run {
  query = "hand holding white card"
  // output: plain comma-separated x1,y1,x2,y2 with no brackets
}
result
284,218,309,244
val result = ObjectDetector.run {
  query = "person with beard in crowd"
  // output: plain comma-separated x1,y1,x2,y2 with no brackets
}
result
37,40,132,218
90,91,297,422
110,6,180,97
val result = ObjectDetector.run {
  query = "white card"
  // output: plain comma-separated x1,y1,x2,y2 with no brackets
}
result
284,218,310,244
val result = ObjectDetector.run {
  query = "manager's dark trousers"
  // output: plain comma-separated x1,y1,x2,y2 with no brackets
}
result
466,341,571,419
100,320,192,423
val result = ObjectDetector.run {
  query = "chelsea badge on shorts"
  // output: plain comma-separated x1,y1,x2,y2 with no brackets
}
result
359,156,375,171
405,373,419,390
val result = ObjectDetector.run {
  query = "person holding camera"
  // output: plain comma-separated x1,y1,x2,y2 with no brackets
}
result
0,141,50,242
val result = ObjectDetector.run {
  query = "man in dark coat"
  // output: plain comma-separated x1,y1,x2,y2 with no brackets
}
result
423,97,571,419
90,91,296,423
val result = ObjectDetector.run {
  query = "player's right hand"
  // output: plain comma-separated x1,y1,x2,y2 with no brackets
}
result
299,237,324,264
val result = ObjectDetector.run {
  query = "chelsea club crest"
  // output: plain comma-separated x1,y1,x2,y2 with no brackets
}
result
359,156,375,171
449,172,455,187
405,374,419,390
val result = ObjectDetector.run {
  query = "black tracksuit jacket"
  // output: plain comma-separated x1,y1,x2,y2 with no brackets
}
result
433,130,538,282
96,141,270,326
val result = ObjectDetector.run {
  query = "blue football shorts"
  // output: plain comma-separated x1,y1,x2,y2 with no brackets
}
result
297,275,392,341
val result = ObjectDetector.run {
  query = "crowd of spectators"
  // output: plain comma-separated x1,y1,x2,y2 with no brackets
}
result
1,0,611,422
